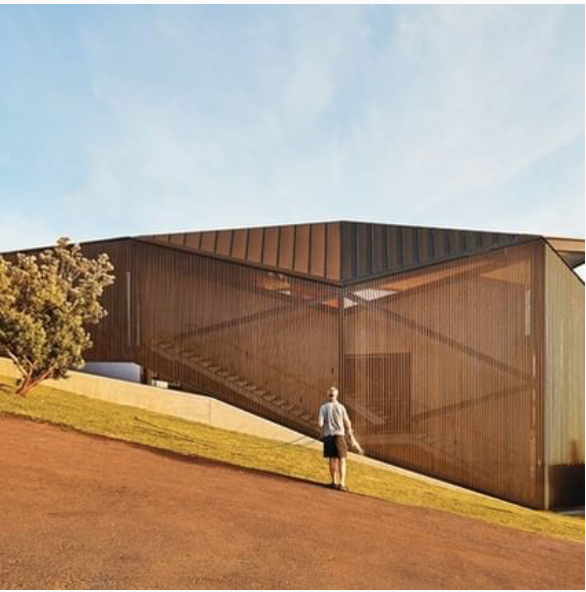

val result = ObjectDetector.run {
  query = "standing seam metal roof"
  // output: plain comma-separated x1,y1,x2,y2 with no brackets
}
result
140,221,557,285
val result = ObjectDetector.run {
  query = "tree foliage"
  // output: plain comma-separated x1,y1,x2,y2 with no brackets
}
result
0,238,115,396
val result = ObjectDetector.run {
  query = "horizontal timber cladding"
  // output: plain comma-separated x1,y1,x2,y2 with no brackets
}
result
544,243,585,509
341,241,545,508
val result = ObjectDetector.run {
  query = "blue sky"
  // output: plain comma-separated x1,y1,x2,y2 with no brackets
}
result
0,4,584,254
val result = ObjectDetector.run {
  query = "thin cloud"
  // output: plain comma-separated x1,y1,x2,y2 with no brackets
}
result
0,5,583,250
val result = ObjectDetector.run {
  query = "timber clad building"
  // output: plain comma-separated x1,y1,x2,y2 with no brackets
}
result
17,221,586,509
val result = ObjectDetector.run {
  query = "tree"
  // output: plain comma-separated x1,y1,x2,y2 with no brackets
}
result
0,238,115,396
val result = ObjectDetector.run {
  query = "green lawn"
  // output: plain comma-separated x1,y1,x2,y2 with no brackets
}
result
0,374,583,543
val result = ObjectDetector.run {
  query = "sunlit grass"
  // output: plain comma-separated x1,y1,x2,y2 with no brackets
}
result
0,374,582,543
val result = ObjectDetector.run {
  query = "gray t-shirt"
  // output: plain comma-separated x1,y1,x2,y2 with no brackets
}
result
318,401,349,437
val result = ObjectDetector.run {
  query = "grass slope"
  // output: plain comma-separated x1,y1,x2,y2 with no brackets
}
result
0,375,583,543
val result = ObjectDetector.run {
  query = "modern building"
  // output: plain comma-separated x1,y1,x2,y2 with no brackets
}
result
13,221,586,509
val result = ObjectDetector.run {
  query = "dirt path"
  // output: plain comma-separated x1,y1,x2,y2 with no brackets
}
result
0,417,583,590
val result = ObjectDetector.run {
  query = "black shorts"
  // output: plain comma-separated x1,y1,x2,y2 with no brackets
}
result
323,435,348,459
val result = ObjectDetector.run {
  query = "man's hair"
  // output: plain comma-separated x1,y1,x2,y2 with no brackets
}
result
328,386,339,398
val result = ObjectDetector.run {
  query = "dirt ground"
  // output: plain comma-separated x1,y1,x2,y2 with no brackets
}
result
0,417,583,590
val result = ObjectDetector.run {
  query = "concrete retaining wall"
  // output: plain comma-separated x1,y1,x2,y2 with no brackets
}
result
0,357,315,445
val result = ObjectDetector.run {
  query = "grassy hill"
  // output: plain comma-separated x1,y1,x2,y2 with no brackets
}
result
0,374,583,543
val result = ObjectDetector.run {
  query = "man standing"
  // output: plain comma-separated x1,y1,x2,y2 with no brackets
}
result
318,386,352,491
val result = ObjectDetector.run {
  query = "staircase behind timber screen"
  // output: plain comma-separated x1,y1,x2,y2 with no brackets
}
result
141,337,473,481
146,337,320,437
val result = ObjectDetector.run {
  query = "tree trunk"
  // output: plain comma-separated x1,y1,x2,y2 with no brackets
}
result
16,374,33,397
16,371,50,397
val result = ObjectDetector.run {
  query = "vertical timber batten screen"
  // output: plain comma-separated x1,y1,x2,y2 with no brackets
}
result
82,240,134,362
82,237,562,508
544,244,585,509
114,240,340,436
342,241,545,508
